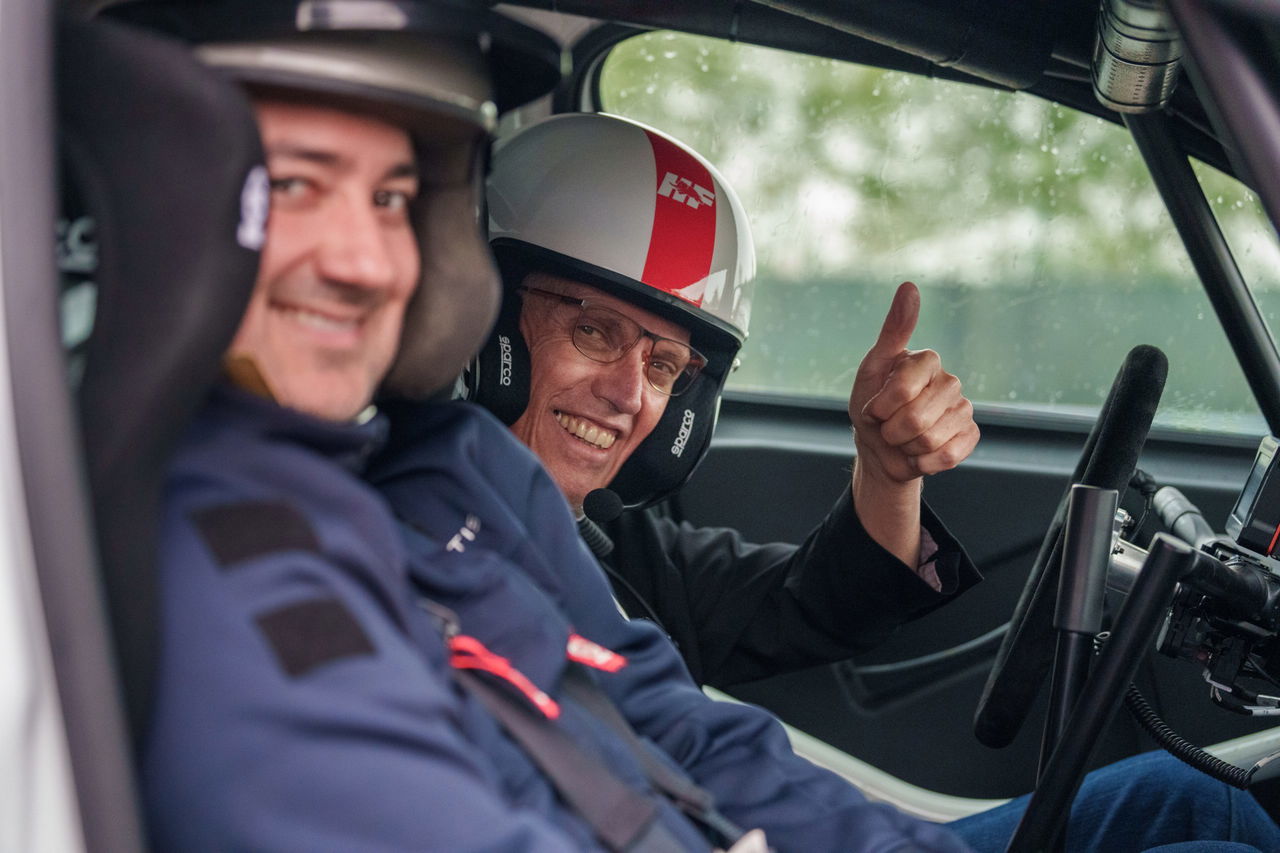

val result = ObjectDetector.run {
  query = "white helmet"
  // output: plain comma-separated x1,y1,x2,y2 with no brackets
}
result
109,0,564,399
469,113,756,509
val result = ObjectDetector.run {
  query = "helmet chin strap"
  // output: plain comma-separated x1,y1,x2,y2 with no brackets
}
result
222,352,277,402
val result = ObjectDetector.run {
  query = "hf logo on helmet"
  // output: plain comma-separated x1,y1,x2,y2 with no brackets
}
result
657,171,716,210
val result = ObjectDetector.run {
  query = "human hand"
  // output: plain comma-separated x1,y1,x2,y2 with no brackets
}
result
848,282,979,485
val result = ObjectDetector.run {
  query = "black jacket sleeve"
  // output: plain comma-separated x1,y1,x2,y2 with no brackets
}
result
602,485,981,688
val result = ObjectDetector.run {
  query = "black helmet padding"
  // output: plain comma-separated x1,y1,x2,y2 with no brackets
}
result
382,181,503,399
609,364,723,510
463,274,530,425
59,16,264,745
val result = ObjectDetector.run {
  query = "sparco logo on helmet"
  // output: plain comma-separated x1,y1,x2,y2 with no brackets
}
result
671,409,696,457
498,335,513,386
658,172,716,210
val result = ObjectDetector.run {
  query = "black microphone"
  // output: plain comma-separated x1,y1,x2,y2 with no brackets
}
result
578,489,673,634
583,488,624,524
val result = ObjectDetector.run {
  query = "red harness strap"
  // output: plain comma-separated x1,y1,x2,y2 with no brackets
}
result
448,634,560,719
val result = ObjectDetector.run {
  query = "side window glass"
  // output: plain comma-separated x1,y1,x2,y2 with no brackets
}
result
599,32,1280,434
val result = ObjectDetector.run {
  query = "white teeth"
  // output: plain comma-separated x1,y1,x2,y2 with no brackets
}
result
284,306,358,332
555,411,616,449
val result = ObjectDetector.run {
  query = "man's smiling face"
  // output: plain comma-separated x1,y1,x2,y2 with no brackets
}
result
229,99,421,421
510,272,690,511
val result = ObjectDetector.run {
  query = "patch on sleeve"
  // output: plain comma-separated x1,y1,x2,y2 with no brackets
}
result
255,598,375,678
567,633,627,673
191,501,319,568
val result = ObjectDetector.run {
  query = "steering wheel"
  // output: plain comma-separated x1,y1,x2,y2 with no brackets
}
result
973,345,1168,749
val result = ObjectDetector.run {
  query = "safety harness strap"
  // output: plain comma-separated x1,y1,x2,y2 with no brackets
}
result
562,665,748,849
454,668,692,852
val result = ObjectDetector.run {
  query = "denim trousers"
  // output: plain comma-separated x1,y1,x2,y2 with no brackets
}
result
949,750,1280,853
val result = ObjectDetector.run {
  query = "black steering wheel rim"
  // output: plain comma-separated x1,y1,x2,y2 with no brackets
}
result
973,344,1168,749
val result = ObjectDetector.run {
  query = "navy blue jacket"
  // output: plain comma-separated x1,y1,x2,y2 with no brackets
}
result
371,399,973,852
146,386,972,851
149,387,693,851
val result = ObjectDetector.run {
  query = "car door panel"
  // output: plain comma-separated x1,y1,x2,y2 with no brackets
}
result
680,397,1272,796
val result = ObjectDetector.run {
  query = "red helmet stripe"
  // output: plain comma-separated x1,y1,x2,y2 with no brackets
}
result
641,131,717,306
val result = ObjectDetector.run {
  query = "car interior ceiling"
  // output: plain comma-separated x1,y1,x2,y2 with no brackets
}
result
524,0,1233,173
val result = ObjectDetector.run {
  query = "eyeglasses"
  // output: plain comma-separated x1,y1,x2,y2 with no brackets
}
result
519,286,707,396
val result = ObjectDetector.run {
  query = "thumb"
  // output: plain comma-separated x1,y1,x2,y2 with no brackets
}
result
867,281,920,359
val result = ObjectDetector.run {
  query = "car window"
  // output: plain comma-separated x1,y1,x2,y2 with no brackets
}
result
599,32,1280,434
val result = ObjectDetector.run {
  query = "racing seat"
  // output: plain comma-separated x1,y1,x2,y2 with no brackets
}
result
57,12,263,760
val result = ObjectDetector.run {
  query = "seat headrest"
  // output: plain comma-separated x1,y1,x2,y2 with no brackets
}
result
58,15,264,744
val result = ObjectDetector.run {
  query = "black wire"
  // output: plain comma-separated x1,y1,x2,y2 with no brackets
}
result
1125,684,1255,788
1245,654,1273,677
1132,496,1152,540
577,517,676,639
1129,468,1157,539
1243,654,1280,690
1090,626,1256,788
597,560,673,638
852,622,1008,676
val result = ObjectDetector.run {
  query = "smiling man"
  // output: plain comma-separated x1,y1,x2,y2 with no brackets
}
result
117,2,653,849
364,108,1280,851
469,113,984,687
224,100,421,419
510,275,698,505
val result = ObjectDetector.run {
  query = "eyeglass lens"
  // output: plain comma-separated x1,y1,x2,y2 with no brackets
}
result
572,304,702,395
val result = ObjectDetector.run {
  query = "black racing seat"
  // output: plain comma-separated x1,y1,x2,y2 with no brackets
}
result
57,14,263,755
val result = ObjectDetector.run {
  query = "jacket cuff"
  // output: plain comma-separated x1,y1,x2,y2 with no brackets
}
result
838,485,977,597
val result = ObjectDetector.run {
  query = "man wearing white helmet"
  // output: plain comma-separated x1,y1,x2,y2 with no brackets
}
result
112,2,975,849
368,109,1280,851
468,112,982,686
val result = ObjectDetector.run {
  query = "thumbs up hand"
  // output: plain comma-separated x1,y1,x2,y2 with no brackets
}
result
849,282,979,485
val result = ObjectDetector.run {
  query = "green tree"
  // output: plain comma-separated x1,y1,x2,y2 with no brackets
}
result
601,32,1280,429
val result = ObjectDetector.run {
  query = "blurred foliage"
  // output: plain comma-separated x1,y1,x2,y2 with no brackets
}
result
600,32,1280,432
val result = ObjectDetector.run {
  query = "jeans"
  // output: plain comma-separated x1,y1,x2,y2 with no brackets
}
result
950,750,1280,853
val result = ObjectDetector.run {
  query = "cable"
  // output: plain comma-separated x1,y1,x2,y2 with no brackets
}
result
852,622,1008,676
598,561,672,637
1093,631,1257,788
1129,468,1157,536
577,516,615,559
1124,683,1255,788
850,537,1053,677
577,517,675,639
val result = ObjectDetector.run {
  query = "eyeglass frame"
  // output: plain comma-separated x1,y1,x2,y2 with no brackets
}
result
517,285,708,397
